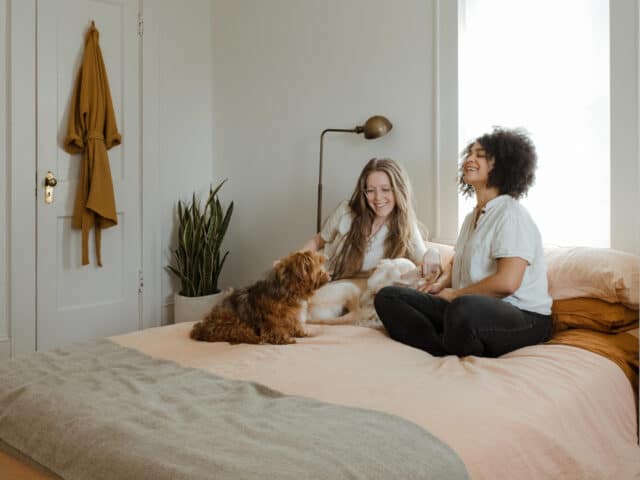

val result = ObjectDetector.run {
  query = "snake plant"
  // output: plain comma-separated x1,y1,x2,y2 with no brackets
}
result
167,180,234,297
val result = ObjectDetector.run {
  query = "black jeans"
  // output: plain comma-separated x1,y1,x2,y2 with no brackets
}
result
374,286,553,357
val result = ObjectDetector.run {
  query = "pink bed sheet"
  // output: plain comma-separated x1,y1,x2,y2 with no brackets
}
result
3,323,639,479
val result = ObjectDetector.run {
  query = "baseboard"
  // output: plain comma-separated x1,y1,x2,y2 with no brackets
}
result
0,337,10,359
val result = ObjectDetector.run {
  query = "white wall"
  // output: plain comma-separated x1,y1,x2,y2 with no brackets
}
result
611,0,640,255
211,0,437,288
210,0,640,290
145,0,215,324
0,0,9,358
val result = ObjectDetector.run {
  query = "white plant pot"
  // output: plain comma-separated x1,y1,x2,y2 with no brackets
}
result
174,291,225,324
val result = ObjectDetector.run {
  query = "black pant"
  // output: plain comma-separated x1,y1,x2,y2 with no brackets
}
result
374,286,553,357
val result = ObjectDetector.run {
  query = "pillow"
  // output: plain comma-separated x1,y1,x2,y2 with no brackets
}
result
426,242,455,270
544,246,639,309
551,297,639,333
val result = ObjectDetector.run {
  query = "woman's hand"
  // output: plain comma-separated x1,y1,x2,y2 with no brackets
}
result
417,277,442,293
425,280,444,293
435,288,458,303
420,264,442,284
418,281,459,303
418,258,452,294
420,248,442,284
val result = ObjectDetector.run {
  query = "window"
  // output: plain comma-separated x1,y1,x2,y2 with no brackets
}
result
458,0,610,247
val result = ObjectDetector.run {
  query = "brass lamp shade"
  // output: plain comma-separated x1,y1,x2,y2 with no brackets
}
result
357,115,393,139
316,115,393,232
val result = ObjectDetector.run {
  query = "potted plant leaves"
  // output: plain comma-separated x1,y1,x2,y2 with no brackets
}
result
167,179,233,323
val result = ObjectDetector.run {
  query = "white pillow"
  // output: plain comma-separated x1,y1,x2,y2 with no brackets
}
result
544,246,639,309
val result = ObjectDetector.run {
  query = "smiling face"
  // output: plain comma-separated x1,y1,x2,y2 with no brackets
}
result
462,142,494,188
364,171,396,220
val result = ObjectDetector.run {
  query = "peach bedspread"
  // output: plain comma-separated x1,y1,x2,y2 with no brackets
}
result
2,323,639,479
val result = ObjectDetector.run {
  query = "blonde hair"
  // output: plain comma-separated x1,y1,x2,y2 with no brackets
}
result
332,158,422,279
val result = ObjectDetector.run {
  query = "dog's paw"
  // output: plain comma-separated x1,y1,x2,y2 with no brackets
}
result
298,325,320,337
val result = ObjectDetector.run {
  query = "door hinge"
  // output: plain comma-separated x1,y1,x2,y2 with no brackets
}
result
137,13,144,37
138,269,144,295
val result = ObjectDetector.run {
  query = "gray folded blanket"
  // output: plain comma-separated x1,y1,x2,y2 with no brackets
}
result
0,339,469,480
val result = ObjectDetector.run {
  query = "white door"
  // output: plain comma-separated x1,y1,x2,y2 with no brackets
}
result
36,0,141,350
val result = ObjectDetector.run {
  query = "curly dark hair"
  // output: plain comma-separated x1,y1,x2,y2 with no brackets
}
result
459,127,537,199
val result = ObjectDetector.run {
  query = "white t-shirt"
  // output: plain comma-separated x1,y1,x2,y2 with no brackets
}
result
452,195,552,315
320,201,427,275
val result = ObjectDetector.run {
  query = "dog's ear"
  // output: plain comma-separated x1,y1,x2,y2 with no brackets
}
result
289,252,321,290
314,252,327,265
272,251,328,294
271,254,291,284
291,251,315,281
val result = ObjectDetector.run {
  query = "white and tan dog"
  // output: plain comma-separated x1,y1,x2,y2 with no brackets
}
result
308,249,441,328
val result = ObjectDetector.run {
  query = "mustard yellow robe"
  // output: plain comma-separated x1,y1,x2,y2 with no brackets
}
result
64,22,121,266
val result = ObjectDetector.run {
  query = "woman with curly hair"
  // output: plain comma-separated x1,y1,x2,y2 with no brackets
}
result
374,127,552,357
300,158,427,279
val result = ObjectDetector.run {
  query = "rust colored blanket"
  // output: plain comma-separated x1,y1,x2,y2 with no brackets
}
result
549,297,638,392
549,329,638,393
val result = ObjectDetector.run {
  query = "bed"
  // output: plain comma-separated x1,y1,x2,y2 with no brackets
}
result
1,246,639,479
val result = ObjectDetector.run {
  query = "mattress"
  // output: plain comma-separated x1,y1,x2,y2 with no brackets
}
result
1,322,639,479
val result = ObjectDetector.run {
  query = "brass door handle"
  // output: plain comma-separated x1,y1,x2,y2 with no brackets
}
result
44,171,57,204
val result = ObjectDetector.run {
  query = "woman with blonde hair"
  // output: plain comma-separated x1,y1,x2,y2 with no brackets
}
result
301,158,427,279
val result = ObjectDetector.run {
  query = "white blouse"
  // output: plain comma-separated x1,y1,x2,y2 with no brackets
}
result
320,201,426,275
452,195,552,315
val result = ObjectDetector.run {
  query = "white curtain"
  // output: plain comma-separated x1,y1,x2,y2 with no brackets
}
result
458,0,610,248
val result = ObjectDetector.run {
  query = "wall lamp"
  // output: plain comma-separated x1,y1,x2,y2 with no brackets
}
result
316,115,393,232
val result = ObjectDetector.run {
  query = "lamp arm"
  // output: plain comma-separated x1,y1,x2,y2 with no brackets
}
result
317,128,358,232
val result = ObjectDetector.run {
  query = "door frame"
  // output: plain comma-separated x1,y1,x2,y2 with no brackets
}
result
9,0,161,356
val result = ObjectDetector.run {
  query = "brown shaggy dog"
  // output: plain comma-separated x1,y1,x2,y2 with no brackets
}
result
190,251,330,344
